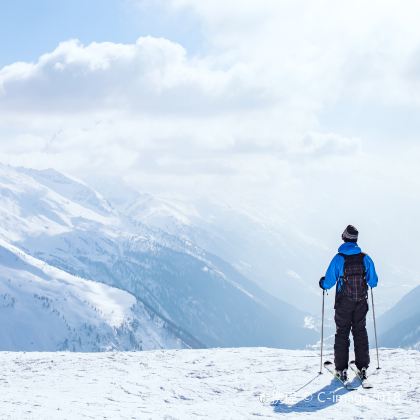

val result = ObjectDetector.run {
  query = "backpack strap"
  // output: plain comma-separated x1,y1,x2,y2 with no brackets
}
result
337,253,346,292
360,252,366,276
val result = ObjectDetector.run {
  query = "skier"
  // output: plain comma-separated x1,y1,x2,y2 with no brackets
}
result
319,225,378,384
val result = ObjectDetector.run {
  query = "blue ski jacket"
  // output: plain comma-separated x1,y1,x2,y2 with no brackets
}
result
320,242,378,291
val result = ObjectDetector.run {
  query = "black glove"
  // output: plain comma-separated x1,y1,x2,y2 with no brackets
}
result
319,276,326,290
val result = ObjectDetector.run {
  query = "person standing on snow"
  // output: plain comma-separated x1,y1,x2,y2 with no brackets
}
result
319,225,378,383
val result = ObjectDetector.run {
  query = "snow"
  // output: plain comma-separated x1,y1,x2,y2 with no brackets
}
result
0,163,317,349
0,347,418,419
0,163,117,243
115,189,325,314
0,238,188,351
18,167,114,216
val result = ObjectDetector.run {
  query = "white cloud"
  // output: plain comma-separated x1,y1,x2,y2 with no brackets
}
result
0,36,269,115
0,28,361,192
298,132,361,157
165,0,420,105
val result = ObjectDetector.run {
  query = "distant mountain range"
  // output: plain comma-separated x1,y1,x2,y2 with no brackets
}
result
0,163,317,350
379,284,420,350
103,186,323,314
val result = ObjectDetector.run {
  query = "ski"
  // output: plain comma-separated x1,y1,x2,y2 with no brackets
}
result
323,361,356,390
349,361,373,389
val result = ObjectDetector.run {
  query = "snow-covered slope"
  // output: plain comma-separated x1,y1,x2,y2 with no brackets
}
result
0,163,317,348
103,185,415,316
0,163,118,242
0,238,196,351
21,227,316,348
109,190,326,314
379,284,420,350
19,166,114,216
0,347,417,419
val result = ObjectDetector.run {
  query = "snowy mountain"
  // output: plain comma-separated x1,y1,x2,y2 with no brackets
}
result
378,284,420,350
0,238,196,351
19,166,114,216
100,185,419,317
0,163,317,349
0,347,418,418
104,188,325,314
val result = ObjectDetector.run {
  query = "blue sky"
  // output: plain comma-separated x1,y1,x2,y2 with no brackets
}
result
0,0,203,66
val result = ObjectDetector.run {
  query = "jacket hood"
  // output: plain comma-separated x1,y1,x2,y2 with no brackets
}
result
338,242,362,255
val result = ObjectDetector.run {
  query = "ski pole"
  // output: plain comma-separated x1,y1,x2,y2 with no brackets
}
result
370,287,380,370
319,289,325,374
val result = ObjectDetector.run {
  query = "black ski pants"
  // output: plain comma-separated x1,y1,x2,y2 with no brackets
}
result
334,295,370,371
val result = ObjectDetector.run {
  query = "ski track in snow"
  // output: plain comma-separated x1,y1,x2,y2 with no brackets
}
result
0,348,418,419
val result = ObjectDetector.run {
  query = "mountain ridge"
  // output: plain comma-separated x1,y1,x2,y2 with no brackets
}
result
0,163,317,349
379,284,420,349
0,237,197,351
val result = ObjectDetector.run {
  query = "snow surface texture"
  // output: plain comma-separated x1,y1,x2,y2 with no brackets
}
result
0,348,418,419
0,238,190,351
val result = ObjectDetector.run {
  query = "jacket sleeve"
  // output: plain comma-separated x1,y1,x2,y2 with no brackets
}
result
321,254,344,290
364,254,378,288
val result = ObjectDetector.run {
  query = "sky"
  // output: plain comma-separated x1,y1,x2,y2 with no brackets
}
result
1,0,420,298
0,0,204,66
